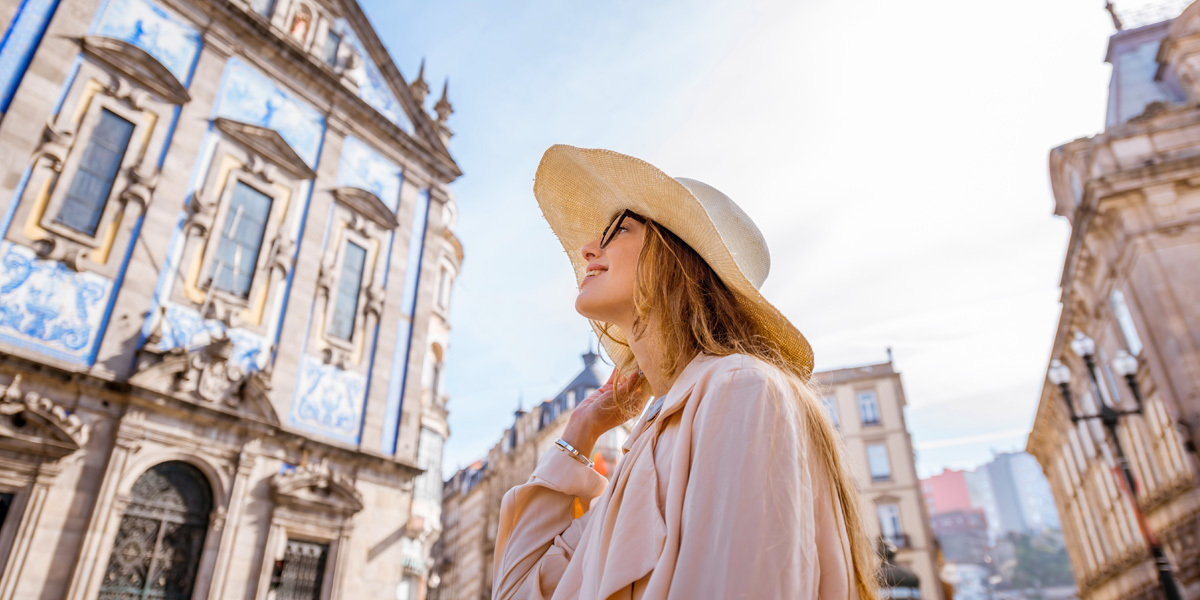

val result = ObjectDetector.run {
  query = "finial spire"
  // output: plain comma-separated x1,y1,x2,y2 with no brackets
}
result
434,78,453,123
410,58,430,105
1105,1,1124,31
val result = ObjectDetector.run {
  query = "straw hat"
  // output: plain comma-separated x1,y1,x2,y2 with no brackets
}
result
533,145,814,378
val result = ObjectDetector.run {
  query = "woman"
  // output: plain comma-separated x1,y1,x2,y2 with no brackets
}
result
492,146,878,599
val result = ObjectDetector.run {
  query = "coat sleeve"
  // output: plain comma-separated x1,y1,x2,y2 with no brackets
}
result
667,367,821,600
492,448,608,600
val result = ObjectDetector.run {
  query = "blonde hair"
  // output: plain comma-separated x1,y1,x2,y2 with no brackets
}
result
593,220,880,599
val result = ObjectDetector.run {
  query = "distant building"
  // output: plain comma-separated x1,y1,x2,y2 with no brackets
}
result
923,452,1062,547
432,350,628,600
985,452,1061,535
923,468,974,516
1026,2,1200,598
930,509,990,565
817,359,945,600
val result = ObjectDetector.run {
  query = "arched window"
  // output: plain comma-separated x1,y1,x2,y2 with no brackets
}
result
100,462,213,600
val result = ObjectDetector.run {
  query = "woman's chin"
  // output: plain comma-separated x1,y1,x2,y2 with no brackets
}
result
574,291,608,322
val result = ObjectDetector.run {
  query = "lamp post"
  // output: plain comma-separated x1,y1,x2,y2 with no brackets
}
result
1051,333,1183,600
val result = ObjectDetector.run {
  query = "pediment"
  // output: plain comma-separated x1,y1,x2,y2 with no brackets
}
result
214,117,317,180
130,335,281,426
333,187,399,230
0,376,88,460
270,460,364,516
80,35,190,105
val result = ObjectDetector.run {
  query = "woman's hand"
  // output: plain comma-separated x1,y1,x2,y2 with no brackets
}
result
560,369,648,461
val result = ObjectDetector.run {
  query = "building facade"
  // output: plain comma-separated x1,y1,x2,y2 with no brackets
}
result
816,359,945,600
0,0,462,597
1026,5,1200,600
433,350,626,600
929,509,990,565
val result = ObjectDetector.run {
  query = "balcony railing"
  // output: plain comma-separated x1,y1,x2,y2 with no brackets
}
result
883,533,911,550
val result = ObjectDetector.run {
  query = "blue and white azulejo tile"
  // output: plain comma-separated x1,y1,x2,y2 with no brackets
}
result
292,354,366,444
93,0,201,84
0,241,112,362
337,136,401,211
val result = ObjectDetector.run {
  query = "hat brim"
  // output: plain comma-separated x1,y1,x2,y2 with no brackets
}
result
532,145,814,379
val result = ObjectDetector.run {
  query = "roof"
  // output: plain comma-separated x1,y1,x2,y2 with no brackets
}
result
813,361,896,386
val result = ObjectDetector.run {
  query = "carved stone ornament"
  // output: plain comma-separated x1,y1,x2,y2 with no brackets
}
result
332,187,399,230
80,35,191,105
183,185,217,238
0,375,88,460
35,119,75,172
213,118,316,181
131,332,280,425
270,458,364,516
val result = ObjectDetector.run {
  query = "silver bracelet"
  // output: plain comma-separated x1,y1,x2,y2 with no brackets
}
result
554,438,594,468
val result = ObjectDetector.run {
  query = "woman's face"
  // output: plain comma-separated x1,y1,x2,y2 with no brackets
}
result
575,212,646,328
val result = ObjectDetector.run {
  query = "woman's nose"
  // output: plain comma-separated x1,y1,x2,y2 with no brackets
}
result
581,238,601,261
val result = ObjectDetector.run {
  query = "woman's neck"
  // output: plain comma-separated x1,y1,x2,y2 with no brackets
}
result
626,321,694,398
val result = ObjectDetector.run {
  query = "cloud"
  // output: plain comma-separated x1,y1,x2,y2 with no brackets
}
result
916,428,1031,450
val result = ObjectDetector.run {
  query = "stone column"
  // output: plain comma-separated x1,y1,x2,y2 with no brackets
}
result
64,432,139,600
329,524,354,600
0,463,59,599
209,450,257,597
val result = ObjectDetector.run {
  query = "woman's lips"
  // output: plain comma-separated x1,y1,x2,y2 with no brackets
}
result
580,270,604,288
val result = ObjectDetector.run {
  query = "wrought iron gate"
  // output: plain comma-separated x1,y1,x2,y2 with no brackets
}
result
99,461,212,600
271,540,329,600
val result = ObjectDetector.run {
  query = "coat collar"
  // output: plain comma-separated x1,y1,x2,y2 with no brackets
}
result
620,354,716,453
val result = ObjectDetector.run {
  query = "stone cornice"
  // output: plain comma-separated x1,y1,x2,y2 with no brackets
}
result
0,352,422,477
79,36,190,105
214,117,317,180
270,459,365,516
0,375,88,460
333,186,399,229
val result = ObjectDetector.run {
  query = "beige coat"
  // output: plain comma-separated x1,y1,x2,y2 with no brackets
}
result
493,354,857,600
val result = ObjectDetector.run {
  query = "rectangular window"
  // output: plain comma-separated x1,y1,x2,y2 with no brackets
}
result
210,182,272,297
329,241,367,341
0,492,12,533
271,540,328,600
249,0,276,17
437,266,452,309
858,390,880,426
878,503,904,547
323,30,341,66
55,109,135,236
1110,289,1143,356
822,394,839,427
867,443,891,481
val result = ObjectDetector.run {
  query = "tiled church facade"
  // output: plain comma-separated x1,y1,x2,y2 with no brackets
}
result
0,0,462,597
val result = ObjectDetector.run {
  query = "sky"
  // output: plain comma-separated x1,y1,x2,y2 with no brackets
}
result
359,0,1155,479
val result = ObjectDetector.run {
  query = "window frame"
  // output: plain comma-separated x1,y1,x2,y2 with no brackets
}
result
40,93,150,248
867,442,892,482
321,227,375,352
1109,287,1143,356
822,393,840,428
323,29,341,67
325,238,369,343
877,503,903,540
195,170,286,310
857,388,881,426
208,179,275,299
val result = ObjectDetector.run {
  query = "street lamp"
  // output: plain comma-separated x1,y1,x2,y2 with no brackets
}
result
1051,334,1183,600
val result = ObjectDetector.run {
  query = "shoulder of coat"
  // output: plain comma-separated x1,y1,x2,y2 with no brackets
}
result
700,354,792,393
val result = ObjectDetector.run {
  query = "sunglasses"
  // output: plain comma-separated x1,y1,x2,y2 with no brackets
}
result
599,209,646,249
